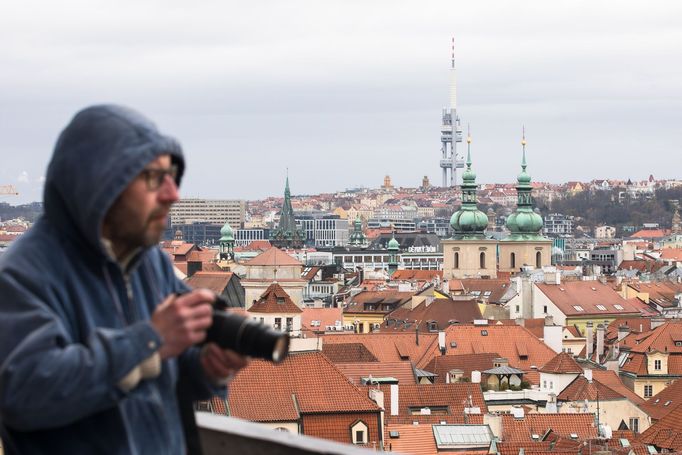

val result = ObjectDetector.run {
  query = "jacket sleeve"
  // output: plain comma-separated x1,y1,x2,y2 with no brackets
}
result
162,256,227,401
0,267,162,431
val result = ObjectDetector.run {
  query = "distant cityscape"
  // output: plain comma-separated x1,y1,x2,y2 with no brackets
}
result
1,41,681,455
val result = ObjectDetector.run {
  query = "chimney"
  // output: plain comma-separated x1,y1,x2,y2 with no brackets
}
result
585,322,594,358
438,331,446,355
584,369,593,383
369,388,384,410
442,279,449,295
544,317,563,354
617,324,630,341
651,317,666,330
511,406,524,419
596,324,606,361
471,371,481,384
390,384,399,416
515,317,525,327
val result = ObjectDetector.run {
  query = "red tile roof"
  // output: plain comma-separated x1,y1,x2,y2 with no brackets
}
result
422,353,500,383
323,332,439,364
501,413,598,442
631,229,669,239
227,351,381,422
557,370,644,404
234,240,272,252
244,246,302,266
539,352,583,374
248,282,302,314
416,324,557,378
323,343,379,363
335,362,417,385
639,397,682,451
391,270,443,281
536,281,641,317
605,317,653,343
496,318,547,339
639,379,682,420
186,249,217,263
345,290,415,314
460,278,513,303
385,298,482,331
301,307,344,332
661,248,682,261
375,383,487,423
301,266,321,281
496,439,583,455
185,271,234,294
383,424,437,455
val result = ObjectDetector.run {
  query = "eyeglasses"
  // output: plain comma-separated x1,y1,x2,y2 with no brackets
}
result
139,164,179,191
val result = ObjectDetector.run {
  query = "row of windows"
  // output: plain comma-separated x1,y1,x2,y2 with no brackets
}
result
453,251,542,269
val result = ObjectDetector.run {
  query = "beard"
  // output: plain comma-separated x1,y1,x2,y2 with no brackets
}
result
103,198,170,258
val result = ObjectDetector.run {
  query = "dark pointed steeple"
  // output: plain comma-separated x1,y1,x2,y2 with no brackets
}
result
271,175,305,249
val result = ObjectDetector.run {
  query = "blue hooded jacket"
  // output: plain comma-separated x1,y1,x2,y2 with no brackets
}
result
0,105,221,454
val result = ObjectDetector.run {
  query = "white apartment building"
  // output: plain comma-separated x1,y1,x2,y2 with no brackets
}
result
170,198,246,227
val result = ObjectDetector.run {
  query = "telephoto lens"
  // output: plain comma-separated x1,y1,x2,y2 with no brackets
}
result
205,295,290,363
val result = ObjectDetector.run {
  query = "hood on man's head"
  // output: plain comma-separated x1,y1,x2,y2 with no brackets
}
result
43,104,185,254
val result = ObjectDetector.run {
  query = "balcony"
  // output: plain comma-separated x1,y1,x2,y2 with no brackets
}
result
196,413,378,454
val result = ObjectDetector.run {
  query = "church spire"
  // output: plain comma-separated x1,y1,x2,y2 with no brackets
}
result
505,129,545,240
271,174,305,249
449,127,488,239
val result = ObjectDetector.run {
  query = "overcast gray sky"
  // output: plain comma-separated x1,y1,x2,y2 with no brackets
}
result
1,0,681,204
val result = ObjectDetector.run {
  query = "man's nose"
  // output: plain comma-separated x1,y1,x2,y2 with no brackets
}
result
158,174,179,202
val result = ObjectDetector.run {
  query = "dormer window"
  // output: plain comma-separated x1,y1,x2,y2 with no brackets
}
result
350,420,368,445
276,297,285,304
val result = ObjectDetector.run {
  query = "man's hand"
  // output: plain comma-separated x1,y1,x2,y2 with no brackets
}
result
200,343,249,384
151,289,214,359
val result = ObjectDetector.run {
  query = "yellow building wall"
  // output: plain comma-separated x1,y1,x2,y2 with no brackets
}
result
633,377,671,399
560,399,651,433
343,313,385,334
565,316,619,334
498,241,552,272
646,352,670,375
442,239,498,280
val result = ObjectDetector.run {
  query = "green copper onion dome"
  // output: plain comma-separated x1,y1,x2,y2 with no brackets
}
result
219,221,234,242
505,132,545,240
349,215,367,247
450,135,488,238
387,233,400,250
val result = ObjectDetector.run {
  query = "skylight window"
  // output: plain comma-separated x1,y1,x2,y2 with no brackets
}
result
573,305,585,312
614,304,624,310
596,305,607,311
664,401,672,406
483,291,492,297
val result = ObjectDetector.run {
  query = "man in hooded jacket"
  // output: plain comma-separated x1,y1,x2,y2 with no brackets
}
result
0,105,247,454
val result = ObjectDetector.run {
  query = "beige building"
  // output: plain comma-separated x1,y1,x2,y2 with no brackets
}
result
442,239,498,279
170,198,246,227
240,247,307,309
595,225,617,239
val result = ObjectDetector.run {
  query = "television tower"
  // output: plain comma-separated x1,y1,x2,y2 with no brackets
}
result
439,38,465,187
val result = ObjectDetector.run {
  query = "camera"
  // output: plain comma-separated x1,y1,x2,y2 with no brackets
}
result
205,294,290,363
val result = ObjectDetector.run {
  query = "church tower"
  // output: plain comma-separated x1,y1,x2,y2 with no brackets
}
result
219,220,235,261
270,176,305,249
441,132,498,279
387,233,400,275
498,131,552,272
348,215,368,248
